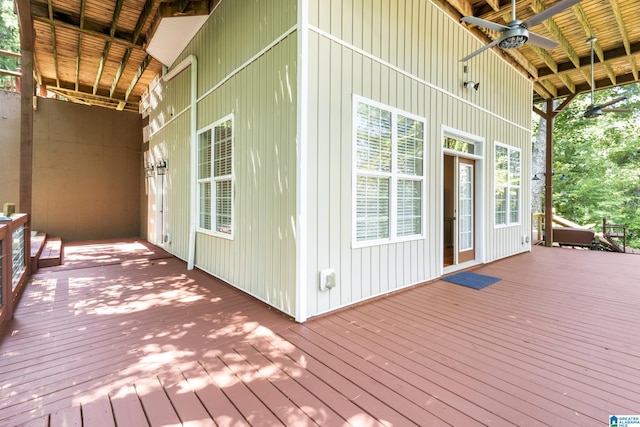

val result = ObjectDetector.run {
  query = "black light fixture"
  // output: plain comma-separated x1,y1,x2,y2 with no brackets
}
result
464,81,480,91
532,172,569,181
156,158,167,175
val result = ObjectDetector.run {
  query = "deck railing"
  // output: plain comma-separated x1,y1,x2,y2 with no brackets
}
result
0,214,30,323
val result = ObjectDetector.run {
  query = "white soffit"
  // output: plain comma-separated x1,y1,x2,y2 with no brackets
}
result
145,15,209,67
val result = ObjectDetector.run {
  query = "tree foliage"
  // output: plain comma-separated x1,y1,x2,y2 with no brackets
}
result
0,0,20,88
547,82,640,248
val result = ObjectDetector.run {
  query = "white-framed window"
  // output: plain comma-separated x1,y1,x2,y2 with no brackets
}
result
494,142,520,226
353,97,425,246
197,114,234,238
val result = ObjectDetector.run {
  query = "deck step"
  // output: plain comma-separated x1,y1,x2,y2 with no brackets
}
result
30,232,47,273
38,237,62,268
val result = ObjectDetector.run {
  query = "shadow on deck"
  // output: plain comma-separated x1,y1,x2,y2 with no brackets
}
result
1,240,640,426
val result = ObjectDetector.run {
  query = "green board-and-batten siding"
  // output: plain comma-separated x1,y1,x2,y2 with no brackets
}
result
304,0,532,317
147,0,534,321
147,0,299,317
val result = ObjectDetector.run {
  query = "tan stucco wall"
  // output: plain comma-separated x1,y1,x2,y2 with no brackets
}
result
0,91,21,211
32,98,143,241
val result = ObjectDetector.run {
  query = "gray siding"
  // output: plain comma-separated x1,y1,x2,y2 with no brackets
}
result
305,0,532,317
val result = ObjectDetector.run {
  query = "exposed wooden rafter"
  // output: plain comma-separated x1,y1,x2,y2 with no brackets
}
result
125,55,152,101
530,0,580,69
92,41,110,95
537,41,640,78
75,0,85,91
30,2,144,49
609,0,631,56
132,0,156,45
110,0,155,98
46,0,60,87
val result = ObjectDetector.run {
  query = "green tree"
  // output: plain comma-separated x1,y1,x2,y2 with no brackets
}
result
549,83,640,248
0,0,20,89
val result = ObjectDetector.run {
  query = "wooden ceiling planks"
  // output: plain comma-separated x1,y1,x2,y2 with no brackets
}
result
21,0,640,110
441,0,640,102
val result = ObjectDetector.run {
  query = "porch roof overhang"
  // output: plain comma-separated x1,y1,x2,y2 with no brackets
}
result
10,0,640,113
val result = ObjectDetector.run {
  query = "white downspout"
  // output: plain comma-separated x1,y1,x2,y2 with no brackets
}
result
162,54,198,270
295,0,309,322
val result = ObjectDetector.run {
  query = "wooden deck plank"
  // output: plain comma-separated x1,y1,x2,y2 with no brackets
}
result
157,372,216,427
218,348,320,427
180,363,250,427
198,356,286,426
109,385,149,427
80,395,115,427
135,377,181,427
2,242,640,426
360,295,640,418
234,341,349,427
49,406,81,427
259,331,456,426
250,336,392,427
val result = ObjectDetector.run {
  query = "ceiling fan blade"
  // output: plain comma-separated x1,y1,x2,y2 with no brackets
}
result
599,96,628,109
601,108,631,113
527,32,560,50
459,39,501,62
460,16,509,32
524,0,581,28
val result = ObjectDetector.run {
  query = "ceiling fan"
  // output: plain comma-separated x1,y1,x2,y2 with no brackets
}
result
583,36,629,118
459,0,581,62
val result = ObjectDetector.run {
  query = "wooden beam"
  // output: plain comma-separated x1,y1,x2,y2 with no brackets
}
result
46,0,60,87
15,0,34,227
75,35,82,91
30,2,143,49
110,48,132,97
558,73,575,94
544,99,554,247
632,57,639,81
530,0,580,69
533,81,553,99
550,74,639,99
110,0,125,38
537,41,640,78
571,4,606,61
540,79,557,98
474,0,533,22
125,55,151,101
93,41,111,95
48,87,138,111
609,0,631,56
132,0,156,44
553,94,576,113
484,0,500,13
528,45,558,74
159,0,210,17
75,0,85,91
440,0,474,19
604,63,617,86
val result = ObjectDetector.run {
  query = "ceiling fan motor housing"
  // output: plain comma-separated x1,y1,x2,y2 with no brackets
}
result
499,25,529,49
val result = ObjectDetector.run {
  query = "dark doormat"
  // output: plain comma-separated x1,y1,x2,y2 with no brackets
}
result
442,271,501,290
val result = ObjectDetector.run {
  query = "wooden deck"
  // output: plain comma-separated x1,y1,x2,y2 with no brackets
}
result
2,240,640,426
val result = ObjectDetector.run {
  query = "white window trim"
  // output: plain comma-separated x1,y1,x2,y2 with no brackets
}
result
352,95,427,249
196,113,234,240
494,141,521,228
